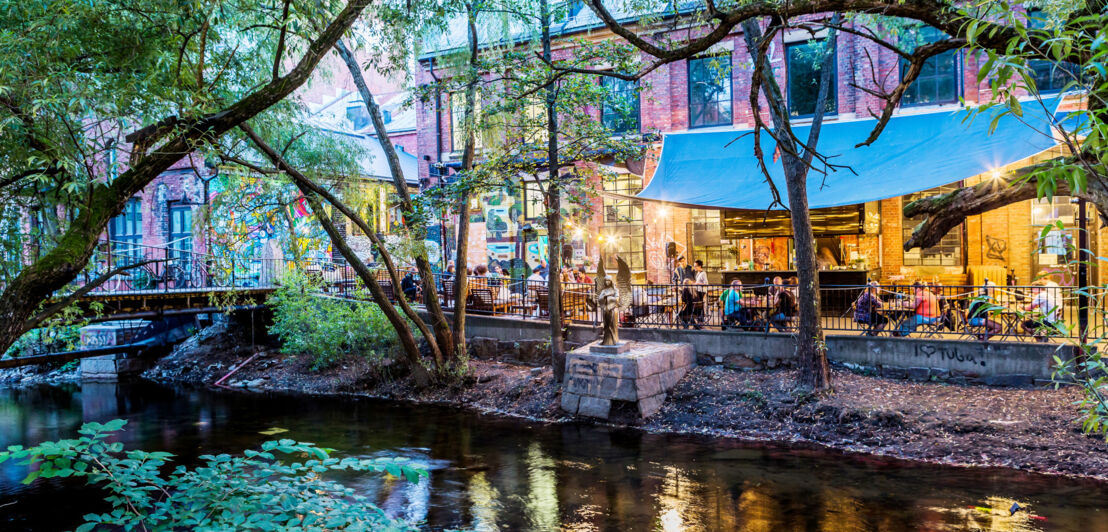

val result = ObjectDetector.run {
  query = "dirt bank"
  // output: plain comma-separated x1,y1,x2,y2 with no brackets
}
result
145,325,1108,482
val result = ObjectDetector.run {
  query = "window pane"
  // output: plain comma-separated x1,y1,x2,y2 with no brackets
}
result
903,185,962,266
899,26,959,106
601,77,640,133
787,40,837,117
688,56,732,128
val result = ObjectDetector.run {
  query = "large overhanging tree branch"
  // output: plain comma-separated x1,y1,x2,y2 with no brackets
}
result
240,125,436,383
0,0,372,354
333,38,457,365
903,155,1108,250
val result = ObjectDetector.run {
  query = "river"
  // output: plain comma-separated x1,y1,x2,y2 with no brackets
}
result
1,381,1106,531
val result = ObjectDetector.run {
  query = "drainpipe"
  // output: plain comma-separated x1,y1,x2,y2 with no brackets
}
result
428,58,443,171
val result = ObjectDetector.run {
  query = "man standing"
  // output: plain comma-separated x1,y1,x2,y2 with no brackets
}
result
672,256,693,285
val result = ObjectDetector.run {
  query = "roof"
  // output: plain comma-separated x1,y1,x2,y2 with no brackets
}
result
636,98,1062,210
420,0,659,59
315,128,420,185
306,88,417,134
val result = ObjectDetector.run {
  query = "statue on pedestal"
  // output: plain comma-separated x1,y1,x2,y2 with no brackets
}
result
587,256,632,345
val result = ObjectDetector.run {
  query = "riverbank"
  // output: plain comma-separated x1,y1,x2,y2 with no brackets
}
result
140,325,1108,482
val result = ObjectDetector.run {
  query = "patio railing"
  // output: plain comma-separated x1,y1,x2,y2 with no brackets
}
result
64,244,1103,342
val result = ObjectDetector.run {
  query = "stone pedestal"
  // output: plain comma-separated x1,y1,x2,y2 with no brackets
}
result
561,341,696,420
78,321,148,382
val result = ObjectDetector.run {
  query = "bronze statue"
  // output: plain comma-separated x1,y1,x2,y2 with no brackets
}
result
587,256,632,345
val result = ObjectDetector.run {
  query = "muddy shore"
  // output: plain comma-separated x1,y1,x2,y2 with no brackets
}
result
17,322,1107,482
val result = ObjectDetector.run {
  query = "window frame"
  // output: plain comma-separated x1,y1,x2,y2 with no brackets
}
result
109,198,143,261
687,54,733,129
1026,9,1081,94
600,76,641,134
898,26,962,107
902,185,965,267
786,38,839,118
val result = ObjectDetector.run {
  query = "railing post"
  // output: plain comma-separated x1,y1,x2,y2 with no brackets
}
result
231,257,236,288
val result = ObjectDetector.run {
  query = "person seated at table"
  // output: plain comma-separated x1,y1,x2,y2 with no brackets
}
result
471,264,489,289
768,279,797,332
400,269,420,302
1023,279,1061,342
720,280,753,330
768,276,784,298
853,281,887,336
896,281,941,336
966,281,1003,339
487,263,502,286
576,266,593,284
527,266,545,285
446,261,456,275
678,279,703,330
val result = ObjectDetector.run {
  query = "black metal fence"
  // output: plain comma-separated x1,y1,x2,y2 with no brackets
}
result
68,244,1099,342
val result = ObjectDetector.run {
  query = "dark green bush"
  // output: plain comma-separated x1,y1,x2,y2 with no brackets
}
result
268,271,400,370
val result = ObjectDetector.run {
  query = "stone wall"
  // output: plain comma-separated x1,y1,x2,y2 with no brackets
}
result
449,313,1071,386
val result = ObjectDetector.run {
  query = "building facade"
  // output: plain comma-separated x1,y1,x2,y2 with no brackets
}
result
414,7,1090,288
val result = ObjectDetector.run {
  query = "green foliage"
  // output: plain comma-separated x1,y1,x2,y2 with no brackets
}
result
268,271,400,370
0,419,427,531
1053,347,1108,439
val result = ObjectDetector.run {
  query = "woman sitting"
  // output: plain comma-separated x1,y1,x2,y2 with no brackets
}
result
853,281,887,336
896,281,941,336
769,280,797,332
965,281,1002,339
720,280,753,330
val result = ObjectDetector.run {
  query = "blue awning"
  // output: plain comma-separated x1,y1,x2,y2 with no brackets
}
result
637,99,1061,210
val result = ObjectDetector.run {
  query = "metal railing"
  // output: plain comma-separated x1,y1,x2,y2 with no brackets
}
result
65,245,1101,342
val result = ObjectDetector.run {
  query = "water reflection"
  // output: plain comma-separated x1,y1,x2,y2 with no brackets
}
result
2,381,1107,531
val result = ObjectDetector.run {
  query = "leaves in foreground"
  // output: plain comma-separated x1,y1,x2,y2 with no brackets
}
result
0,420,428,531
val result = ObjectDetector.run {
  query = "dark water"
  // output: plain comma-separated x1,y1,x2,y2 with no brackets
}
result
1,382,1106,531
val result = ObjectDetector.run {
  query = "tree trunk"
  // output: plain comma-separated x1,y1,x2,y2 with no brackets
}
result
335,40,455,366
450,3,481,358
242,124,442,378
540,0,568,382
0,0,370,354
301,192,431,386
741,16,836,392
782,155,830,390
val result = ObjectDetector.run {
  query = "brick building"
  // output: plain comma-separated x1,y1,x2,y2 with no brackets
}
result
414,6,1090,288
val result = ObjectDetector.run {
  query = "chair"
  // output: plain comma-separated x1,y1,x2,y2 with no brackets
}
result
442,279,456,310
467,288,495,314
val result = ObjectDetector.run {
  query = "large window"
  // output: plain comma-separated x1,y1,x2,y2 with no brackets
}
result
602,225,646,271
602,173,643,223
169,203,193,268
688,55,732,128
601,77,640,134
787,39,837,117
602,173,645,270
899,26,960,106
451,92,483,152
110,198,143,260
690,209,725,271
1027,10,1081,93
902,185,963,266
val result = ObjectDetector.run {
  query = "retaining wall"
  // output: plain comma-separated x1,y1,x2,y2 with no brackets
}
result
448,313,1074,385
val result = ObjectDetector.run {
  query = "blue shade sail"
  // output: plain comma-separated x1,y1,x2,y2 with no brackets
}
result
637,99,1061,210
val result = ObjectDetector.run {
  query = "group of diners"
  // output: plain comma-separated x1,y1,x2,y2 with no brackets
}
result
851,276,1063,341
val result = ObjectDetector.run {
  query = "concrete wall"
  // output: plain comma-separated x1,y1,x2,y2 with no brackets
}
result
451,313,1071,384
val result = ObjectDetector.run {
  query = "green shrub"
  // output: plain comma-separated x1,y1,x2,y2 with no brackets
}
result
268,271,400,370
0,419,426,531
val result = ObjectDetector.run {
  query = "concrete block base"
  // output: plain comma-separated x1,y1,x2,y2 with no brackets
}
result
80,354,150,382
561,341,695,420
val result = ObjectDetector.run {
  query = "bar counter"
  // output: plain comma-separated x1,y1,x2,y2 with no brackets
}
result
719,269,879,287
